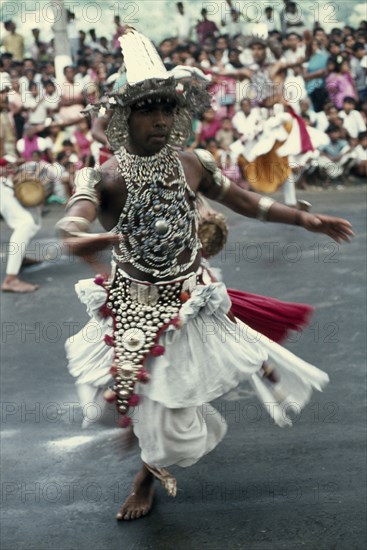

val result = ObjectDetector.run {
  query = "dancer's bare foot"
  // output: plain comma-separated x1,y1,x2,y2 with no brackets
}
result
1,276,40,293
116,465,155,521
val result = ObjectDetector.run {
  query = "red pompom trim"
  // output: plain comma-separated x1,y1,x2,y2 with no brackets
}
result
150,344,165,357
99,303,111,318
118,416,132,428
128,394,140,407
136,368,150,383
110,365,117,376
104,334,115,347
104,390,116,403
94,275,106,286
180,291,190,303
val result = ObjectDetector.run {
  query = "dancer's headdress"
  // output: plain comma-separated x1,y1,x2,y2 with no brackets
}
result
102,27,211,150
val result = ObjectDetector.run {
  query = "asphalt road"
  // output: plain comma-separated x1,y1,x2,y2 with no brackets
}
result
1,186,366,550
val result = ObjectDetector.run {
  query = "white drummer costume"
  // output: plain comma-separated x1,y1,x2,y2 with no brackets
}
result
61,29,329,494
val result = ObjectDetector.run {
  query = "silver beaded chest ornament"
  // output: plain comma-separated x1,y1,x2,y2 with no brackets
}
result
101,146,201,426
113,145,201,278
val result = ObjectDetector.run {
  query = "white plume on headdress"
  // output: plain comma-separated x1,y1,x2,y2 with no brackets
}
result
119,27,168,84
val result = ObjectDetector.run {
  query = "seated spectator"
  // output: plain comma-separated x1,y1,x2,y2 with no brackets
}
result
232,99,260,138
225,49,243,70
283,32,306,66
219,149,248,189
318,124,356,183
215,117,235,150
198,107,222,146
339,96,367,139
204,138,222,164
16,125,47,160
44,123,66,162
316,103,340,132
299,98,317,126
325,57,358,110
284,64,308,112
23,81,47,125
72,118,93,166
42,80,60,117
351,131,367,178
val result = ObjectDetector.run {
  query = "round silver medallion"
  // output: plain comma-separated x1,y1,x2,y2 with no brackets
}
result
121,328,146,352
154,219,170,235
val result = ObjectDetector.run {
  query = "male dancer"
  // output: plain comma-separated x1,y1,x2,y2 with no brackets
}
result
58,29,353,521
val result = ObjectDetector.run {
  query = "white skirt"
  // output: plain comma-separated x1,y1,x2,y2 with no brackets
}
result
66,276,329,467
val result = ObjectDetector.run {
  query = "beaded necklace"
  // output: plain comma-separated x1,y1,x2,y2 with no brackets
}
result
113,145,201,278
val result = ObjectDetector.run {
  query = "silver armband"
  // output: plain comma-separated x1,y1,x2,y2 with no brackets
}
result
194,149,231,200
56,216,91,237
66,167,101,210
256,197,275,222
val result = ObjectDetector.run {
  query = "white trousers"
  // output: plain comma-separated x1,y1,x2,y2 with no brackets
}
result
283,176,297,206
0,180,42,275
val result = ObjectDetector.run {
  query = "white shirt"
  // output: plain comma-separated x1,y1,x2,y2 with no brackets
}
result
174,13,192,40
23,95,48,125
17,136,47,154
354,144,367,161
232,109,260,135
339,110,366,139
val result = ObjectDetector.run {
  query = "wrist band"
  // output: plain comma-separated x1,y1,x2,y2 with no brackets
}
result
256,197,275,222
56,216,91,237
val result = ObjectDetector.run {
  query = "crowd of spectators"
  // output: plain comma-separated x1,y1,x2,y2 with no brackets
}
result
1,1,367,204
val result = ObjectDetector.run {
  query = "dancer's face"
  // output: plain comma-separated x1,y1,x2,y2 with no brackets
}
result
127,99,175,156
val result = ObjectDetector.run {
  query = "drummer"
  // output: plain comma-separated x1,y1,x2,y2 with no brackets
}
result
0,155,42,292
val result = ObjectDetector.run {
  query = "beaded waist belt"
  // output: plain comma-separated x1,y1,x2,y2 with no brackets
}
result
103,269,199,426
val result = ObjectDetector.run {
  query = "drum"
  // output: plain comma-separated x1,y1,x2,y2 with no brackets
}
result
13,162,47,207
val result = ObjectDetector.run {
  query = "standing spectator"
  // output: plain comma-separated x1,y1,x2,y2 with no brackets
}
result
339,97,367,140
59,66,85,125
325,58,357,110
303,38,329,112
174,3,192,43
2,21,24,62
262,6,279,34
67,11,79,63
29,28,41,60
0,77,17,157
112,16,126,52
196,8,218,45
350,43,367,101
223,9,243,38
7,77,25,139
